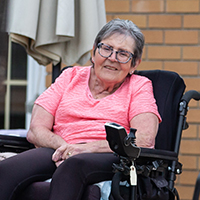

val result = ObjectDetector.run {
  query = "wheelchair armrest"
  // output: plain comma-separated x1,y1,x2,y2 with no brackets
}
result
139,148,178,161
135,148,181,177
0,135,34,153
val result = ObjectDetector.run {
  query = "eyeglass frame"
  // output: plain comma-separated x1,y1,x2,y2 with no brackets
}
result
97,43,135,64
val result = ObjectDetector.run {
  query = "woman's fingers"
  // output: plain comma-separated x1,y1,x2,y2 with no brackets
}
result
52,143,90,164
52,149,61,162
55,160,64,167
52,144,67,162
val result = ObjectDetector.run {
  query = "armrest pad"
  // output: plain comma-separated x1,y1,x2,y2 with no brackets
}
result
0,135,34,152
139,148,178,161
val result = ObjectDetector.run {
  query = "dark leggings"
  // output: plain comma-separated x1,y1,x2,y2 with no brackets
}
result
0,148,119,200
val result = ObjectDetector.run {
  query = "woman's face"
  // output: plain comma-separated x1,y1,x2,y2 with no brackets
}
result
92,33,140,85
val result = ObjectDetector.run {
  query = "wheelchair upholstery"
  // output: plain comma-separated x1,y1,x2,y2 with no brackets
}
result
135,70,185,152
2,68,200,200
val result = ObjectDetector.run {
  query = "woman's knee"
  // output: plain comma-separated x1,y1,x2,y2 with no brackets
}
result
53,153,117,181
0,148,56,179
0,148,56,200
56,153,90,174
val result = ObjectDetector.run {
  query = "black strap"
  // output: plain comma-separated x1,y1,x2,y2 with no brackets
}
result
173,188,180,200
110,172,124,200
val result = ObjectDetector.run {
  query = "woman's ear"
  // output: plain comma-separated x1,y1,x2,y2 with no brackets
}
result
129,59,141,74
134,58,141,69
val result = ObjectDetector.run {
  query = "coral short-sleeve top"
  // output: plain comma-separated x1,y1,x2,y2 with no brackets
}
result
35,66,161,144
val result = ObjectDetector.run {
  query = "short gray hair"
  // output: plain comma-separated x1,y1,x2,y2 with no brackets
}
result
93,19,145,67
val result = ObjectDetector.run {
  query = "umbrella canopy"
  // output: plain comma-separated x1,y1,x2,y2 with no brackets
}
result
6,0,106,66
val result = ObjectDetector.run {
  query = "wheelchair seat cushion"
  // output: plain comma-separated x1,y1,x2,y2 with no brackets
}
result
16,182,101,200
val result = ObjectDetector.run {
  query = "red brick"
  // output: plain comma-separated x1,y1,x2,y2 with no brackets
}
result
180,140,200,154
183,47,200,60
45,74,52,88
179,155,197,170
141,46,146,60
189,99,199,108
198,156,200,169
105,0,130,13
188,100,199,108
149,15,182,28
199,125,200,139
184,78,200,92
46,64,52,73
142,30,163,44
131,0,164,13
184,15,200,28
106,15,114,22
148,46,181,60
182,124,198,139
166,0,200,13
179,171,199,185
175,185,194,200
138,61,163,70
164,62,198,76
187,109,200,123
114,15,147,28
165,30,198,45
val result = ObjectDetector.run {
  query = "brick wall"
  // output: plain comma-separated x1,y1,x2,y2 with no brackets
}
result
105,0,200,199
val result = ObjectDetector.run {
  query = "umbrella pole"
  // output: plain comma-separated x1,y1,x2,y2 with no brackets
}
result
52,62,61,83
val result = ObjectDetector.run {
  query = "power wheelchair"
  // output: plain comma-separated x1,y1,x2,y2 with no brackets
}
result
1,68,200,200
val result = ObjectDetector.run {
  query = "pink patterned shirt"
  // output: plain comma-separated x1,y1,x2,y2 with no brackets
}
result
35,66,161,144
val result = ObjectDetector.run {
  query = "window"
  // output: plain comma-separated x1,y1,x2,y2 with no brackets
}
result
0,33,27,129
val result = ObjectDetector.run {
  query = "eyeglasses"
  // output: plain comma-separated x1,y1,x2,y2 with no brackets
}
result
97,43,134,64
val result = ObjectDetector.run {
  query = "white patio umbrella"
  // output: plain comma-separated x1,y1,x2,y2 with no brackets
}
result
5,0,106,129
6,0,106,66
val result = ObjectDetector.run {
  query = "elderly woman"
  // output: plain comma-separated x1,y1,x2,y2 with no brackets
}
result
0,19,161,200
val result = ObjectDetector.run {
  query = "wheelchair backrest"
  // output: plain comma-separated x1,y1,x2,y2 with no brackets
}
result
60,67,186,152
136,70,186,151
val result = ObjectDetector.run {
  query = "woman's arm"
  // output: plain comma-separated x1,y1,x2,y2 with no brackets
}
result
55,112,159,163
51,112,159,166
130,112,159,148
27,104,67,150
53,112,159,164
27,104,112,166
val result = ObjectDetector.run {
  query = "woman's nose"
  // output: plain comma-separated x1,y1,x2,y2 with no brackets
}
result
108,51,118,62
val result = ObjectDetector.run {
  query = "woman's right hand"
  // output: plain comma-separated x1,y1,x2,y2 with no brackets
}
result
52,143,81,167
52,143,70,166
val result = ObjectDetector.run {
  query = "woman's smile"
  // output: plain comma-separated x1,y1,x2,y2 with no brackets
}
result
103,65,118,71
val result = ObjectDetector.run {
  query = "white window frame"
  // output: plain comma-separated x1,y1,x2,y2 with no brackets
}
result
4,35,46,130
4,35,27,129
